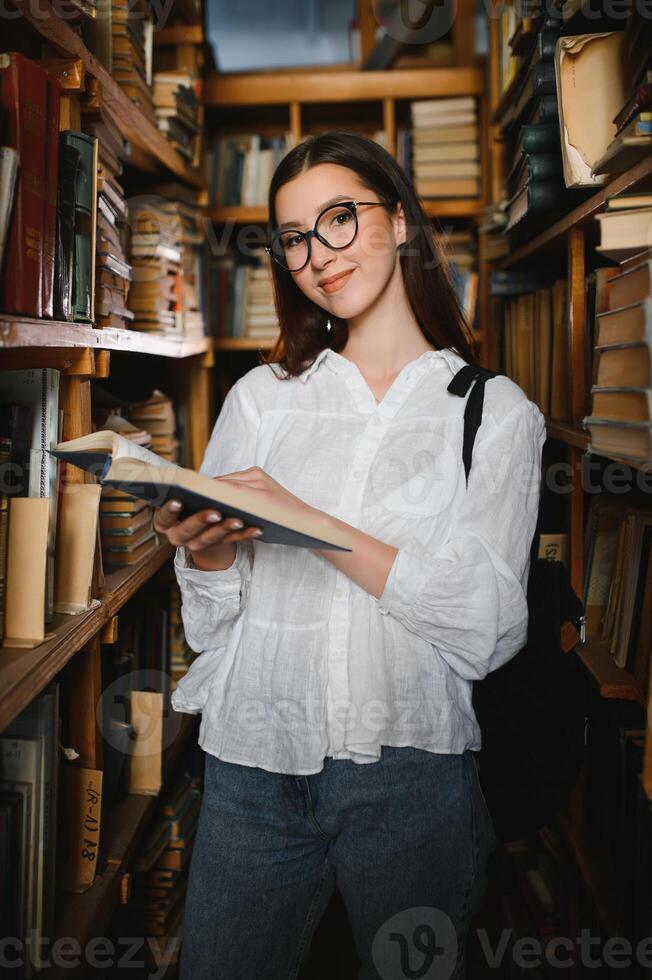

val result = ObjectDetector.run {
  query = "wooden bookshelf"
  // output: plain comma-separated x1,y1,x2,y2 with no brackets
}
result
479,5,652,954
495,152,652,271
0,542,174,733
0,318,212,358
0,4,211,974
578,638,643,704
13,0,204,188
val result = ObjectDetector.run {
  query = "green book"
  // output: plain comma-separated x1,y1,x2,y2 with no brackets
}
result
58,131,96,323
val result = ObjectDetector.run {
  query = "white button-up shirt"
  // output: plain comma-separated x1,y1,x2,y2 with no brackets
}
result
171,345,547,775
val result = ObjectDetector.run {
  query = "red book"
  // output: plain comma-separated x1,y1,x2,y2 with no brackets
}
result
0,52,48,317
42,73,61,319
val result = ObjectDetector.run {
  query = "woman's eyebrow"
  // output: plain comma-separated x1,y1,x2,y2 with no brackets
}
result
276,195,352,232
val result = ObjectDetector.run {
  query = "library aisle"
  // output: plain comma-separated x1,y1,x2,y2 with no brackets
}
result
0,0,651,977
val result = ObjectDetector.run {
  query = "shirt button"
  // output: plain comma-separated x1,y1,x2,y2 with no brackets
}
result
335,587,344,599
352,470,363,479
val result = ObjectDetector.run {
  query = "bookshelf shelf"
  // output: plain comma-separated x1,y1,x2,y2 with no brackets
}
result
495,151,652,270
207,199,484,225
48,713,197,980
0,318,211,358
202,67,485,106
545,420,589,451
0,542,174,733
214,336,278,351
577,638,643,704
14,0,204,188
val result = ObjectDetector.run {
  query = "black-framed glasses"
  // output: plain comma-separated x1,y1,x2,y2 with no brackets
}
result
265,199,396,272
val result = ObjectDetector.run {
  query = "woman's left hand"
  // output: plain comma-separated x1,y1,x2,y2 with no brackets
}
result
214,467,319,524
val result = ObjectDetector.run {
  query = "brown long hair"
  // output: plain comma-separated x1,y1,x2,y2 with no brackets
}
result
260,130,479,377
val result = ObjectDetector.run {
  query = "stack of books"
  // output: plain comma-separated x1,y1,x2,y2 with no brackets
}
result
82,107,133,330
127,200,183,335
489,268,572,421
204,133,293,208
169,584,193,684
159,196,205,338
570,0,652,178
240,260,278,339
498,7,570,232
109,0,154,123
131,771,201,967
583,493,652,685
129,390,179,463
152,71,202,166
583,244,652,465
410,96,480,198
444,229,479,329
99,487,158,568
213,254,279,340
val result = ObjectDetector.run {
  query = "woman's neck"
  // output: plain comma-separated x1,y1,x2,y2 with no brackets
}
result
340,261,437,379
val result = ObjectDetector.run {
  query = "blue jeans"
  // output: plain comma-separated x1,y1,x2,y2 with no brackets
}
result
179,746,498,980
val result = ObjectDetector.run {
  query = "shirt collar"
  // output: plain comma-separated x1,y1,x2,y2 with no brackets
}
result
299,345,465,384
298,346,334,383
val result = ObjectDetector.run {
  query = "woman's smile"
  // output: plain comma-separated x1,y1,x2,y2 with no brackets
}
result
319,268,355,293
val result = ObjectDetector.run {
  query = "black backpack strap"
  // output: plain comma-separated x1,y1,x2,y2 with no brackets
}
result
447,365,502,487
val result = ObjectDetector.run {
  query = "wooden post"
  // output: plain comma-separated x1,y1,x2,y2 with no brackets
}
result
358,0,378,65
179,349,214,470
383,97,395,157
567,226,587,429
289,101,301,146
452,0,476,66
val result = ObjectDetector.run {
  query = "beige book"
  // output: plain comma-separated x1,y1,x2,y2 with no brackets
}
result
3,498,50,648
52,431,353,552
58,766,103,893
54,484,102,614
556,31,632,188
538,533,568,566
129,690,163,795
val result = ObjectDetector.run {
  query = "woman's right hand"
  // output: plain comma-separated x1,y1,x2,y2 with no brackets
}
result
153,499,262,571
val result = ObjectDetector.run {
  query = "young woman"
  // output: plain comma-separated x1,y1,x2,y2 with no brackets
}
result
154,131,546,979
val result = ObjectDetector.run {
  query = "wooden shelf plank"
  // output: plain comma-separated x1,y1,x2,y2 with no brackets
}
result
215,336,278,350
203,66,485,105
14,0,203,188
0,318,211,358
0,543,174,733
207,198,482,225
495,151,652,270
577,638,642,703
545,419,590,450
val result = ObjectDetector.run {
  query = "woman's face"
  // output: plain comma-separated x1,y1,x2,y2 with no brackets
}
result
273,163,406,321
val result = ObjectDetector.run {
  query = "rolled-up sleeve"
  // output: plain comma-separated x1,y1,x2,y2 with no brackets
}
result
173,379,258,655
373,398,546,681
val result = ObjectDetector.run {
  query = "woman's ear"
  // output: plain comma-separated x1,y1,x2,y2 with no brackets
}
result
393,202,407,248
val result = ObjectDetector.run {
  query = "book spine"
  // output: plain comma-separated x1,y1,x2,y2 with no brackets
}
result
60,131,96,322
0,53,48,318
520,124,560,153
0,148,19,278
42,74,61,319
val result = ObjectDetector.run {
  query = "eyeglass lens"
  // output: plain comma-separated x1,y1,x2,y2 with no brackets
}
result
272,203,358,271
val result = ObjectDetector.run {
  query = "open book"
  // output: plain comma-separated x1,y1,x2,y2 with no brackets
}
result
49,431,353,552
